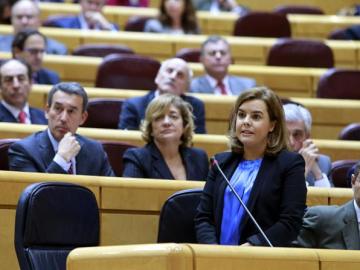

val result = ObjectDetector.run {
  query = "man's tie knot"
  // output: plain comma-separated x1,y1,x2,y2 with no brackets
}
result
217,80,227,95
18,110,26,124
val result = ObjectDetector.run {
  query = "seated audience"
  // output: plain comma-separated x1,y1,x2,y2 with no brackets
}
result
294,160,360,250
144,0,200,34
195,87,307,247
118,58,206,133
122,94,209,180
9,82,115,176
0,0,67,55
192,0,248,15
190,36,256,95
106,0,149,7
0,59,47,124
12,29,60,85
49,0,118,30
283,103,333,187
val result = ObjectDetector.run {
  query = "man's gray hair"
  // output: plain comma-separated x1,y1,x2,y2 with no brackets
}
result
283,103,312,134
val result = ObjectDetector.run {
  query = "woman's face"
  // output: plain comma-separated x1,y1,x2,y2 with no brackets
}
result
151,104,184,144
235,99,275,152
164,0,185,20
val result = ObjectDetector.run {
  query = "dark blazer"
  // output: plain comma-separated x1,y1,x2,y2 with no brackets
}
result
195,150,307,247
0,103,47,124
294,200,360,250
51,15,118,30
118,91,206,134
9,130,115,176
122,142,209,181
33,68,60,85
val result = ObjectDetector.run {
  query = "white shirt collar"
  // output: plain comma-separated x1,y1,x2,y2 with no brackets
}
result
205,74,231,95
1,100,31,124
353,200,360,223
47,128,59,152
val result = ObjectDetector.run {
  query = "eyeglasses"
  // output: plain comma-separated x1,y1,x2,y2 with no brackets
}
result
25,48,45,55
205,50,229,57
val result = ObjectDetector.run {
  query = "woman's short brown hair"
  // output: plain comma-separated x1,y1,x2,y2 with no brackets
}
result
140,94,194,147
228,86,289,155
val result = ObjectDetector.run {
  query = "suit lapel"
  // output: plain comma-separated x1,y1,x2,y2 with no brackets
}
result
39,130,56,170
199,76,213,93
149,143,174,179
0,103,17,122
342,201,360,250
241,156,272,230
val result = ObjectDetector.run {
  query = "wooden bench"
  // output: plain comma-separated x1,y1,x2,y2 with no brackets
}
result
1,25,359,67
37,3,360,39
27,84,360,139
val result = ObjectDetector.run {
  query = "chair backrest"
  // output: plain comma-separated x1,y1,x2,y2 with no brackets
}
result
72,44,135,57
273,5,324,15
101,141,136,176
317,68,360,99
175,48,201,63
81,98,124,129
330,160,357,188
15,182,99,270
233,11,291,38
157,188,202,243
0,138,19,170
95,53,161,90
124,16,151,32
338,123,360,140
266,38,334,68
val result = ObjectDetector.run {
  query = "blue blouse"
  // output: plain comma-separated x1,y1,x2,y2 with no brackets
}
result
220,158,262,245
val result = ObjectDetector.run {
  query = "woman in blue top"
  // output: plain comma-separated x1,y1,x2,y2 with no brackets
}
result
195,86,307,247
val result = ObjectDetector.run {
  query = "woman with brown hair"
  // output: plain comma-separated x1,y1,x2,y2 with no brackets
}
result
122,94,208,180
144,0,200,34
195,86,307,247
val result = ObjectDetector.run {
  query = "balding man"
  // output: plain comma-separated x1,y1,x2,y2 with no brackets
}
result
118,58,206,134
0,0,67,55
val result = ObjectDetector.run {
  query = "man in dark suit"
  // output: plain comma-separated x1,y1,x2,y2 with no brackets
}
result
50,0,118,31
118,58,206,134
9,82,115,176
0,0,67,55
283,103,333,187
12,29,60,85
190,36,256,95
0,59,47,124
294,160,360,250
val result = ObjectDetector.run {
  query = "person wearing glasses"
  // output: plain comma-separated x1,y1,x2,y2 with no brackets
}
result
190,35,256,95
294,160,360,250
12,29,60,85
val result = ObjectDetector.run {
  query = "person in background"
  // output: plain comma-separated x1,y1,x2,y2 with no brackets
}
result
144,0,199,34
0,59,47,124
190,36,256,95
9,82,115,176
192,0,248,15
119,58,206,134
12,29,60,85
294,160,360,250
106,0,149,7
0,0,17,24
49,0,118,30
195,87,307,247
122,94,209,181
0,0,67,55
283,103,333,187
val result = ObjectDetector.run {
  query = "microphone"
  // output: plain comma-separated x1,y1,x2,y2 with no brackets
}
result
210,157,273,247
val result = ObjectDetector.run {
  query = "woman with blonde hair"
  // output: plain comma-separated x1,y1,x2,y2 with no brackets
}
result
122,94,208,180
195,87,307,246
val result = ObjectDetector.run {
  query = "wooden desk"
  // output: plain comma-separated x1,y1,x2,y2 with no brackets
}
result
27,85,360,139
0,171,353,270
